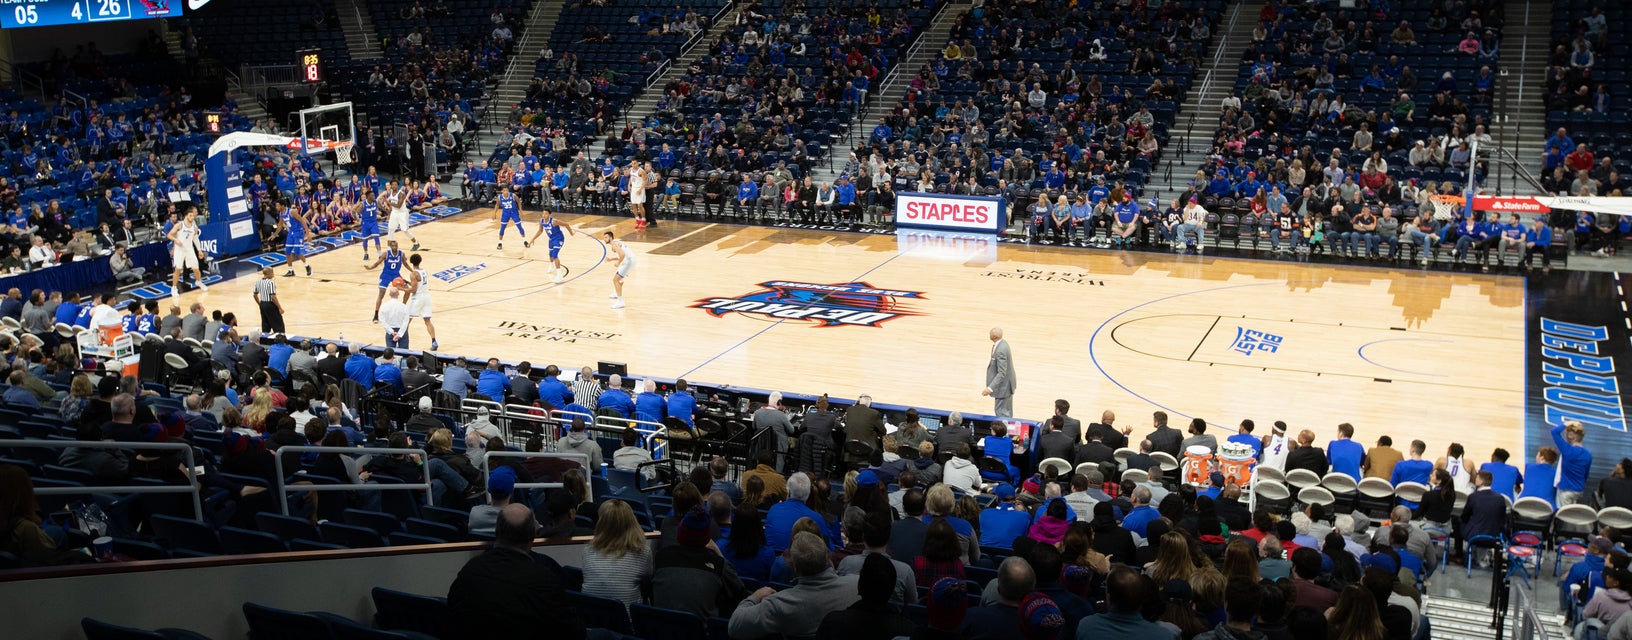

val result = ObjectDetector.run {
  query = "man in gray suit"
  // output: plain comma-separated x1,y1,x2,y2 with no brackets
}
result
983,327,1016,417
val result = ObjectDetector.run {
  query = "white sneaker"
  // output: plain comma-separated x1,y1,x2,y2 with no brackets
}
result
610,299,625,309
197,283,208,292
609,292,619,299
552,274,564,284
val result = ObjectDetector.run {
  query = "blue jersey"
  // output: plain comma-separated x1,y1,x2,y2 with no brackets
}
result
361,201,379,225
136,314,156,334
121,313,138,333
380,250,404,284
283,210,305,237
498,193,520,221
543,215,566,245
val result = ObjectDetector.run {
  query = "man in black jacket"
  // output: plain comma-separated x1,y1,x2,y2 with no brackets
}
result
1461,470,1509,546
1086,410,1129,450
702,173,726,218
1284,429,1330,477
447,503,585,640
1143,410,1183,459
315,342,347,383
652,506,746,618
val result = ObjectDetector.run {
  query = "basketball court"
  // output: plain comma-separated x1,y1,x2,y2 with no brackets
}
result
161,204,1556,461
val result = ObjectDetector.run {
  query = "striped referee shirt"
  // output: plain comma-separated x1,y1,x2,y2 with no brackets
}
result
254,278,277,302
572,377,602,411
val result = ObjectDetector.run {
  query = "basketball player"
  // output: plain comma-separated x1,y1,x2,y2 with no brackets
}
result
363,239,406,323
358,186,383,261
166,208,208,297
495,185,526,250
403,253,439,350
1259,421,1291,472
281,203,312,277
603,230,634,309
629,160,649,229
385,181,420,251
525,209,574,283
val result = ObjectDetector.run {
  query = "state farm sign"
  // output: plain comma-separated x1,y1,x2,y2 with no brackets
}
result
1472,195,1550,213
895,192,1008,234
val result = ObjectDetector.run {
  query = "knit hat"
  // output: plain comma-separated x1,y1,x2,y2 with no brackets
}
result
993,483,1016,499
927,577,970,630
158,411,187,440
223,430,262,455
1061,565,1097,598
1019,593,1065,640
677,505,712,547
855,469,880,488
858,553,896,603
488,466,517,498
1022,477,1043,495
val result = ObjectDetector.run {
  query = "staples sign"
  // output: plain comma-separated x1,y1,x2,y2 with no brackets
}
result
896,192,1008,234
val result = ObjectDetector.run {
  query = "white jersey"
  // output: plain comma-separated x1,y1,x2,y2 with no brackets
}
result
612,239,635,277
1445,456,1471,494
1260,433,1290,471
172,221,201,270
407,267,433,318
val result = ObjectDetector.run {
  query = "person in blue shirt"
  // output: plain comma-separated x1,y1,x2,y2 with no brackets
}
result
667,379,696,427
834,177,857,223
1207,170,1234,197
871,121,892,143
1479,448,1523,501
1390,439,1435,486
1120,485,1161,537
633,379,666,422
733,174,759,220
977,484,1032,549
53,293,82,327
344,349,376,388
266,336,295,376
596,374,635,417
476,358,510,401
1554,421,1593,505
1520,447,1559,506
1561,536,1612,613
440,357,477,399
1067,194,1093,245
373,350,405,393
1521,216,1553,270
765,472,836,551
1227,419,1264,460
535,364,573,409
1326,423,1365,480
1547,128,1576,155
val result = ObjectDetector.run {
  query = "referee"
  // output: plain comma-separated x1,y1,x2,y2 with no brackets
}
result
254,267,285,334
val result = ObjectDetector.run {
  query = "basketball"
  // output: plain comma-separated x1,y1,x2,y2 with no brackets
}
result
390,277,408,291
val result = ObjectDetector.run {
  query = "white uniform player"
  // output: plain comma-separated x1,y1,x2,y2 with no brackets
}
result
603,230,634,309
629,161,649,228
1260,423,1290,472
404,253,439,350
386,182,420,250
166,209,207,297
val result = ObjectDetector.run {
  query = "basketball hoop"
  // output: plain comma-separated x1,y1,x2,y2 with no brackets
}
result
1429,194,1463,221
335,143,356,164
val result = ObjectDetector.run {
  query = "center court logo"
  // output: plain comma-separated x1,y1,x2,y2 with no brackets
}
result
433,264,487,283
692,281,926,328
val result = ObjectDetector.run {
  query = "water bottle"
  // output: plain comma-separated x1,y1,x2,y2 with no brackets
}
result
338,331,345,343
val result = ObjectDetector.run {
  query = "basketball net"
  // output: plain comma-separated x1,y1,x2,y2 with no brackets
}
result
1429,194,1461,221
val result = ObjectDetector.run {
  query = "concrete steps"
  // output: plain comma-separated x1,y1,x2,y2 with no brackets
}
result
1164,0,1259,200
1488,0,1552,195
621,6,745,125
1424,592,1569,640
336,0,384,60
813,0,966,183
467,0,566,168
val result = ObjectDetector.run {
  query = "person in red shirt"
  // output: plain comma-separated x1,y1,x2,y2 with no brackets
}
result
1567,144,1597,173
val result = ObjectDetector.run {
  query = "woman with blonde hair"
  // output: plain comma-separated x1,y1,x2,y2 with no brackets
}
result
1221,537,1261,583
58,374,94,425
582,499,653,605
1326,584,1387,640
924,484,980,564
243,391,274,433
1146,531,1201,583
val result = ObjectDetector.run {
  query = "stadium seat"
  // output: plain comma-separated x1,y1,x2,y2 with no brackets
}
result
630,603,710,640
220,526,288,555
343,509,405,536
257,513,323,542
319,522,389,549
149,514,224,556
81,617,211,640
565,590,633,634
371,587,457,639
242,602,338,640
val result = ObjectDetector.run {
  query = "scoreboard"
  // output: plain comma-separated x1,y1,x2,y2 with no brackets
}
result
1,0,183,30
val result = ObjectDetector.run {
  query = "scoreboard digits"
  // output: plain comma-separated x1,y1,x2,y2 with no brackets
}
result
1,0,182,30
298,49,323,84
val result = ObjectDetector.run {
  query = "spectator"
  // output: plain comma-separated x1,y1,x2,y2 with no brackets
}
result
710,456,742,504
611,427,652,477
1258,536,1291,581
767,473,834,551
741,451,786,503
836,512,917,605
653,505,745,618
816,552,917,640
446,503,585,639
1328,584,1387,640
889,489,929,562
958,556,1036,638
729,531,860,640
558,417,603,472
723,506,777,583
913,519,967,588
979,483,1031,549
581,499,653,605
923,484,979,564
942,443,982,493
469,467,531,534
1121,486,1160,538
1579,568,1632,640
1075,566,1169,639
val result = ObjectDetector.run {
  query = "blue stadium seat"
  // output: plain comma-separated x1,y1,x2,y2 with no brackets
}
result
256,513,321,542
149,514,223,556
565,590,632,634
630,603,710,640
221,526,288,555
81,618,211,640
371,587,457,639
242,603,338,640
319,522,388,549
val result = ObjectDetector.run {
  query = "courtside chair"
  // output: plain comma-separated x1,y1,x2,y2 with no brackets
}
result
1597,507,1632,531
1357,477,1397,518
1121,468,1149,485
1319,472,1359,512
1465,534,1504,577
1038,458,1072,478
1394,482,1429,506
1255,466,1286,485
1297,486,1336,509
1284,469,1321,493
1555,504,1602,578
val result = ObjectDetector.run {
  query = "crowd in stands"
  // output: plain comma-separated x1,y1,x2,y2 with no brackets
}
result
1538,2,1632,257
7,301,1624,640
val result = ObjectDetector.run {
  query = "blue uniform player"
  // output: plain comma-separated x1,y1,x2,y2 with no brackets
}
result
281,206,312,277
495,186,525,250
359,189,383,261
364,239,406,323
527,209,574,283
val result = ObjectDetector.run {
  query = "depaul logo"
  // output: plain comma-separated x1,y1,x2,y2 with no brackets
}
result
692,281,925,328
